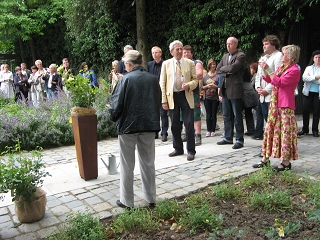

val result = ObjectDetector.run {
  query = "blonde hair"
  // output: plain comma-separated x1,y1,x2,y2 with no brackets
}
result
112,60,118,67
151,46,162,53
282,45,300,64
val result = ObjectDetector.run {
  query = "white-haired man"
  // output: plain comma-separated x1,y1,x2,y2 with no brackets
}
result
109,50,161,209
117,45,134,76
160,40,198,161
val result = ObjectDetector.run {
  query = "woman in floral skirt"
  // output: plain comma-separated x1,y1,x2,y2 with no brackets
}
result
252,45,301,171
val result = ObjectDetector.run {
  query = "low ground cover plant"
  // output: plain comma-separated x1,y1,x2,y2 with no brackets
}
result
48,167,320,239
0,80,116,153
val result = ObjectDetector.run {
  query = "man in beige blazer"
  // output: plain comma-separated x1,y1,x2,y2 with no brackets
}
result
160,40,198,160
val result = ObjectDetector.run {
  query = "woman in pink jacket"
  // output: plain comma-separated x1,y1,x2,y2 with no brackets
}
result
253,45,301,171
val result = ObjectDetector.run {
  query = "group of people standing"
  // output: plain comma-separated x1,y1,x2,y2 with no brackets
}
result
108,35,320,209
0,59,99,106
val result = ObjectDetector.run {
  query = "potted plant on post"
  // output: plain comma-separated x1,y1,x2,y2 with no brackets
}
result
0,143,51,223
64,74,99,181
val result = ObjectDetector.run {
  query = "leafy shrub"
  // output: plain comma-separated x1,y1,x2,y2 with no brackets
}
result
154,198,184,220
111,208,158,233
179,204,224,234
0,84,116,153
49,210,106,240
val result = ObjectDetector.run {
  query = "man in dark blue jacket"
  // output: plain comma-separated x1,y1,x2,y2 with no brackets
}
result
117,45,133,76
147,46,168,141
109,50,161,209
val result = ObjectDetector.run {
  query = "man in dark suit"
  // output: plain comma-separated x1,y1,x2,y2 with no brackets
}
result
160,40,198,161
147,46,168,141
216,36,246,149
117,45,134,76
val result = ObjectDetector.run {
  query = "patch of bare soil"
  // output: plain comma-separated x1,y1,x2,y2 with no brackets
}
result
101,173,320,240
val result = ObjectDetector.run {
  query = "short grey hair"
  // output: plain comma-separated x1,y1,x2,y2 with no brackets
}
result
35,59,42,65
123,45,133,52
169,40,183,51
122,50,143,65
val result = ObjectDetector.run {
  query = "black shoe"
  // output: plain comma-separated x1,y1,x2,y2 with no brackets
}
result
116,200,132,210
217,139,233,145
162,135,168,142
252,160,270,168
149,203,156,208
232,142,243,149
251,135,263,140
168,150,184,157
187,153,195,161
313,131,319,137
274,162,291,172
244,131,254,136
298,130,308,136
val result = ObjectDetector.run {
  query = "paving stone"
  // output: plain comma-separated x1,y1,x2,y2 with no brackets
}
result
165,177,180,183
0,227,20,239
70,188,87,195
36,226,59,239
76,192,95,200
99,192,117,201
158,183,180,191
0,214,11,223
57,194,77,203
46,199,63,208
170,189,190,197
65,200,84,209
183,177,202,184
157,192,176,200
90,187,107,195
18,222,40,233
84,196,103,205
99,211,113,220
14,232,37,240
50,205,71,216
0,207,9,216
0,220,14,230
72,205,93,213
92,202,113,212
39,215,61,228
175,174,191,180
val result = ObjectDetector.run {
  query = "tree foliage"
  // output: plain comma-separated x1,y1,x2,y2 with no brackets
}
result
0,0,319,74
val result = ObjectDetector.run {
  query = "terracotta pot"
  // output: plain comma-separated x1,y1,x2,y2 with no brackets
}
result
71,109,98,181
15,188,47,223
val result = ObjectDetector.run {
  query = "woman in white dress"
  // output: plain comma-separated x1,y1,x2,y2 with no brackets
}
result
0,64,14,99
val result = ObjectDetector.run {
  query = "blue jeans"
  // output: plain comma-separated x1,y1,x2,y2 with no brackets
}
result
222,93,244,143
255,101,270,137
204,98,219,132
46,89,58,99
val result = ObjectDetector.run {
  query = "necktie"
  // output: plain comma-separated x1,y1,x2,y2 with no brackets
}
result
176,61,182,90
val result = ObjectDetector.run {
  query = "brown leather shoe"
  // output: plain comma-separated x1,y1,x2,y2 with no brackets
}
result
162,135,168,142
168,150,184,157
187,153,195,161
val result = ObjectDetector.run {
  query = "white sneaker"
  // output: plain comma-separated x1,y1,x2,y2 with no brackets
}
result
206,132,211,137
210,132,215,137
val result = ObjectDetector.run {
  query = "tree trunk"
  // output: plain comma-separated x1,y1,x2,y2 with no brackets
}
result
29,37,36,64
18,38,25,63
136,0,148,69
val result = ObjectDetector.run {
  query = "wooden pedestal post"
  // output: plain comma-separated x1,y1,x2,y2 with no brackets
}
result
72,114,98,181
